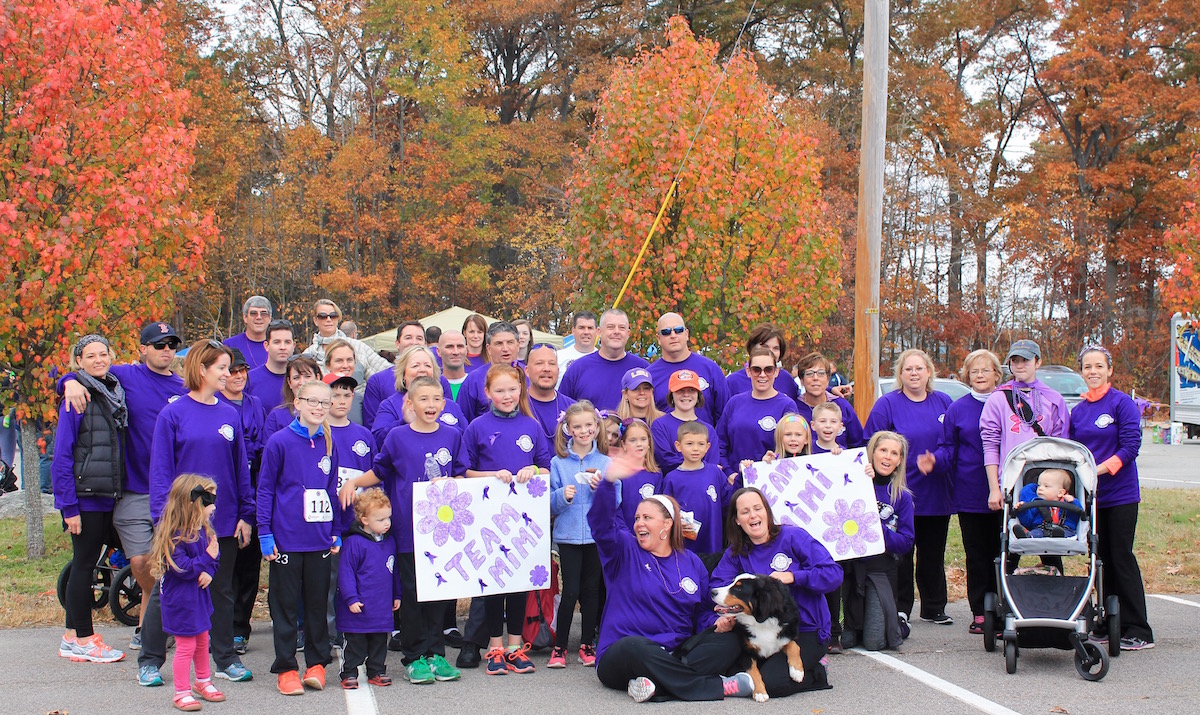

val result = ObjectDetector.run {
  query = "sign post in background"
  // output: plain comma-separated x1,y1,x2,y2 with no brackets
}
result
412,476,551,602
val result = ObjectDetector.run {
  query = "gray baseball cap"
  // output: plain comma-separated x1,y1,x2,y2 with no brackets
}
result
1004,339,1041,362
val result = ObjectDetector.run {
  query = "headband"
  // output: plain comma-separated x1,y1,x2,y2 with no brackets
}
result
73,334,110,358
779,413,809,429
647,494,675,520
1077,344,1112,367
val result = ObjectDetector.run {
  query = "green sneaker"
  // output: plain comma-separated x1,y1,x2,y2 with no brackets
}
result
405,658,435,684
426,654,461,682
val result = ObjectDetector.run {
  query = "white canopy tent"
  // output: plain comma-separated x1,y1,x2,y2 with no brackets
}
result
362,305,563,351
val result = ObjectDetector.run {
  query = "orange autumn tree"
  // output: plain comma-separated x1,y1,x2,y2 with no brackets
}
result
1164,156,1200,317
0,0,212,557
567,17,840,366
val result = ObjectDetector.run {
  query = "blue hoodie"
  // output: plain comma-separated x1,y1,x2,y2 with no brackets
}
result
549,442,613,545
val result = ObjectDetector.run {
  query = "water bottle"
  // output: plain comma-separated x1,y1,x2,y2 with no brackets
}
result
423,452,440,482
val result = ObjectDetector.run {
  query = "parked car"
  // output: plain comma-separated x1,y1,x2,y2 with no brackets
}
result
1036,365,1088,408
876,376,971,401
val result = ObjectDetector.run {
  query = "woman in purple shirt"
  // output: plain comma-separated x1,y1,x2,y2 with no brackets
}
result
717,348,800,485
1070,345,1153,651
863,348,953,627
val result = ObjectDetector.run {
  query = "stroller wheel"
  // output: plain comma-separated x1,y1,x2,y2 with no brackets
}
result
1105,596,1121,658
1075,641,1109,681
110,564,142,627
1004,639,1018,674
983,593,997,653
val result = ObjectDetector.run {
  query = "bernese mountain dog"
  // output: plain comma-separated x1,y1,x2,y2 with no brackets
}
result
711,573,805,702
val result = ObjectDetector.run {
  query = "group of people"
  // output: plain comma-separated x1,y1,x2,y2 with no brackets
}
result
49,296,1154,709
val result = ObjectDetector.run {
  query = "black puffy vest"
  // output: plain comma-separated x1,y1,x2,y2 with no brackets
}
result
71,391,125,499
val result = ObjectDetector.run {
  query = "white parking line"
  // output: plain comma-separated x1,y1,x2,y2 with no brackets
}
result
852,648,1023,715
1149,594,1200,609
338,650,379,715
1140,477,1200,485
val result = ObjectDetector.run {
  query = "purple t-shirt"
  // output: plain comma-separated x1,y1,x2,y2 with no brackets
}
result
330,422,376,533
529,392,576,444
149,395,254,538
648,353,729,425
651,412,724,474
711,525,843,641
794,393,865,449
105,364,187,495
863,389,954,516
337,527,401,634
934,394,991,513
462,411,552,473
160,536,217,636
1069,387,1142,508
362,371,454,432
716,392,800,475
726,368,800,401
246,365,286,412
588,478,716,665
257,424,340,552
371,424,466,553
660,463,732,554
223,332,268,370
617,469,663,532
560,351,650,412
371,391,466,446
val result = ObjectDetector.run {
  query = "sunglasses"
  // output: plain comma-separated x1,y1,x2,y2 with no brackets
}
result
659,326,686,336
268,319,293,330
749,364,778,376
315,312,340,320
529,343,557,352
149,340,180,351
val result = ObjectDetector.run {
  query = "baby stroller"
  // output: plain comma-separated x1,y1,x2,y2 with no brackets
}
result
981,437,1118,681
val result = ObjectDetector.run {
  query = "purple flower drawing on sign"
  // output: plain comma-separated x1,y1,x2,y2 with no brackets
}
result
527,476,548,498
415,480,475,547
530,564,549,588
820,498,879,556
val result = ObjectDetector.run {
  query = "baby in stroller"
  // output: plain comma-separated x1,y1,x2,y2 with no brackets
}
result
1013,468,1078,539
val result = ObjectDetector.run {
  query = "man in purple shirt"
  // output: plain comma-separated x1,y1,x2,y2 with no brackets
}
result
222,296,272,369
526,344,575,442
647,312,729,425
245,320,295,412
362,319,426,428
560,308,649,411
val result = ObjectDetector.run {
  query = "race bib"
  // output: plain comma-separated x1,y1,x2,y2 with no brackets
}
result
304,488,333,523
337,467,364,493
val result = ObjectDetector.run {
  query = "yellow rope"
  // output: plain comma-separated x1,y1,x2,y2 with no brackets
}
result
612,181,678,309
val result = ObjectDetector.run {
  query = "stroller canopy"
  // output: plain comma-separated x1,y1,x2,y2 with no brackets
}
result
999,437,1097,493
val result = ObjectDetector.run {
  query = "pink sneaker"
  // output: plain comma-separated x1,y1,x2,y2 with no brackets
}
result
578,643,596,666
547,647,566,669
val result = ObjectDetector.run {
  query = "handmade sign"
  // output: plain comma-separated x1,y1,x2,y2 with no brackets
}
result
412,476,551,602
742,448,885,561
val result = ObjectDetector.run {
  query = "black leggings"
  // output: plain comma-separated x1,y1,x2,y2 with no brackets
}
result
555,543,601,649
1097,503,1153,641
958,511,1002,616
898,514,950,618
64,510,113,638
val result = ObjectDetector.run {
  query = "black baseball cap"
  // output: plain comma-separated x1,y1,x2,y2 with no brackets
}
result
140,322,181,346
229,348,248,370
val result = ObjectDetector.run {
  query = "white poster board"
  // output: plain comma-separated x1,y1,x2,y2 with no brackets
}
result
412,476,551,602
742,448,885,561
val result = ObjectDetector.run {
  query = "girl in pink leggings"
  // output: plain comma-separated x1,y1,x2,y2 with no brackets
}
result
150,476,226,711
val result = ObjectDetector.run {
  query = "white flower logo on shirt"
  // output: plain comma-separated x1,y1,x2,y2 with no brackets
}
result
441,413,460,426
698,377,711,391
758,416,777,432
516,435,534,453
1095,414,1115,428
680,577,698,595
435,448,453,466
218,424,235,442
707,485,718,503
168,395,181,404
639,483,655,499
770,553,793,572
386,555,395,574
938,414,946,423
318,456,331,475
352,440,370,456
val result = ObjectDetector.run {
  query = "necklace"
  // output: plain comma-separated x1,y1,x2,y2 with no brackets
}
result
649,551,684,595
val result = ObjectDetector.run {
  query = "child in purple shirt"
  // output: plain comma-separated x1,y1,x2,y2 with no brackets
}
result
337,489,402,689
660,421,733,557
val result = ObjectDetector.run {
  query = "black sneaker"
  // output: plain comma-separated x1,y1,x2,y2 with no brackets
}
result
898,613,911,639
387,633,402,652
1012,524,1030,538
455,646,481,669
443,627,464,649
921,612,954,625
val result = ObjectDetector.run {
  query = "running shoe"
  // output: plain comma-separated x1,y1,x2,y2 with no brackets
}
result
302,664,325,690
455,646,481,669
427,654,460,681
1120,636,1155,651
921,612,954,625
58,636,76,658
627,677,656,703
70,634,125,663
406,658,435,684
138,664,164,687
898,613,911,639
277,670,303,696
484,647,508,675
214,662,253,682
721,672,754,698
367,674,394,687
578,643,596,667
547,647,567,669
192,679,226,702
233,636,248,655
505,644,535,674
128,627,142,651
443,626,464,649
341,676,359,690
969,616,985,635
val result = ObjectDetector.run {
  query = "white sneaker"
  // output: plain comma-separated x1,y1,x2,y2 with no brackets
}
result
71,634,125,663
58,636,76,658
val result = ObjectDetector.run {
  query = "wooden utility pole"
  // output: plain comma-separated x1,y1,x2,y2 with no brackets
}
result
853,0,889,422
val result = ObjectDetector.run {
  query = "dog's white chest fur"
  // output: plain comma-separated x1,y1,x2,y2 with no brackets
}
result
735,614,790,659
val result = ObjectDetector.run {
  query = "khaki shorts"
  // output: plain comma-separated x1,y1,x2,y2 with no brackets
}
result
112,492,154,558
